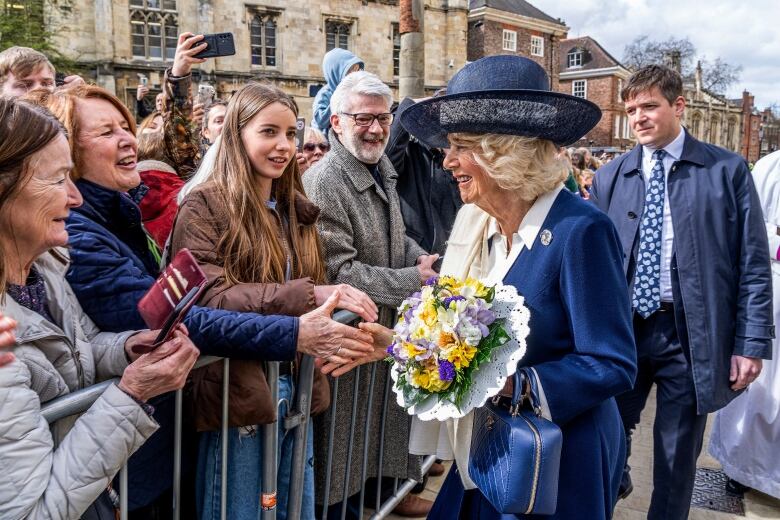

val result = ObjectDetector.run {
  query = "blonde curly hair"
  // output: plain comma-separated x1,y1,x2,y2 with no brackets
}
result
449,133,568,202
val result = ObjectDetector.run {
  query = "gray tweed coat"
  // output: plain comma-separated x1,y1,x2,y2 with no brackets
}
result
304,130,427,504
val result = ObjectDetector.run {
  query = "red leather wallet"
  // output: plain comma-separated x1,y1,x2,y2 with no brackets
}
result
137,248,207,331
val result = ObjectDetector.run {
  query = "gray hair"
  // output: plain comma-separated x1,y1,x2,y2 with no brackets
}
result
330,70,393,115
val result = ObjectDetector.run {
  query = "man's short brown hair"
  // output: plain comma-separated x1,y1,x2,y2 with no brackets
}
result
621,64,683,105
0,46,55,86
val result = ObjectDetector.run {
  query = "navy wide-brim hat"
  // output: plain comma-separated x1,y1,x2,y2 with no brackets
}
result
400,55,602,148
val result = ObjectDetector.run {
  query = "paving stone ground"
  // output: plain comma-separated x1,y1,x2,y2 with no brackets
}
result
383,388,780,520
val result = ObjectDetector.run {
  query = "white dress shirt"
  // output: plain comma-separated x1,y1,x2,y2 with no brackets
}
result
483,184,564,421
641,127,685,302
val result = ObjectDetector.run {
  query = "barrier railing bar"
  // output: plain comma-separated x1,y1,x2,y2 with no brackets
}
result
41,378,117,423
375,374,391,512
261,361,280,519
370,455,436,519
287,354,316,520
320,375,339,520
357,363,378,520
220,358,230,520
340,365,362,520
173,388,183,520
120,464,128,520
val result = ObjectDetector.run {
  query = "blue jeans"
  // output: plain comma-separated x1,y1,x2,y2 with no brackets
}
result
196,375,315,520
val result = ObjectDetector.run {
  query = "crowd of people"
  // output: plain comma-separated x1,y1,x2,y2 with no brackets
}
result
0,28,777,520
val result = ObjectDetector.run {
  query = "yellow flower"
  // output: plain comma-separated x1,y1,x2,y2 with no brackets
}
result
402,341,426,359
419,299,439,327
441,343,478,370
410,364,452,392
438,275,461,291
464,277,490,298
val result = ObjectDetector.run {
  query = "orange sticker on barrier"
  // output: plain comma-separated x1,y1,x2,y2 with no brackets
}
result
261,492,277,510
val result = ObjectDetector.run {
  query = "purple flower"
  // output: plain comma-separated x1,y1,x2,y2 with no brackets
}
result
425,276,439,286
386,343,396,356
438,360,456,382
443,295,465,307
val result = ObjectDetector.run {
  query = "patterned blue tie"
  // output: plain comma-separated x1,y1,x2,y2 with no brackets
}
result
633,149,666,318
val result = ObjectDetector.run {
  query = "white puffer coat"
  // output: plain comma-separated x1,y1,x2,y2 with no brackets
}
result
0,250,158,519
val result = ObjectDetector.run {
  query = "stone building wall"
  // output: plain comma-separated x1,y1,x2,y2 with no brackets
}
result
46,0,468,123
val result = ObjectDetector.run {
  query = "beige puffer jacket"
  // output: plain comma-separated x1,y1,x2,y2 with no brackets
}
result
0,250,158,519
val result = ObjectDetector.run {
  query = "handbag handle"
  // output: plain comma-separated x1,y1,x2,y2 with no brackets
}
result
510,368,543,417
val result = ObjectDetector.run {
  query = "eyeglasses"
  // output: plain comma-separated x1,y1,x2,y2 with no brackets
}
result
303,142,331,152
340,112,394,127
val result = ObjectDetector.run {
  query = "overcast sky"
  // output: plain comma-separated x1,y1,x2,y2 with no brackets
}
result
532,0,780,109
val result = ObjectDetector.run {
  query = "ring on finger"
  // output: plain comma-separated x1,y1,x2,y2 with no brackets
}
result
336,346,342,357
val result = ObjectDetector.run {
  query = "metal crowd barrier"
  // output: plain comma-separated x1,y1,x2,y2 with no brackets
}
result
41,309,436,520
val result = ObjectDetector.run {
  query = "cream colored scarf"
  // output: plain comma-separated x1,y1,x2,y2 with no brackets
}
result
408,203,494,489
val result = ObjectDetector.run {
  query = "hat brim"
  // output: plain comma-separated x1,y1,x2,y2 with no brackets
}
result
399,89,602,149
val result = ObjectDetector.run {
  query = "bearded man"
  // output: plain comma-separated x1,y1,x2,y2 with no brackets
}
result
304,70,438,518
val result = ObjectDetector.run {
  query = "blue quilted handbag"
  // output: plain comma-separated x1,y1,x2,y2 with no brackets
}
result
469,368,563,515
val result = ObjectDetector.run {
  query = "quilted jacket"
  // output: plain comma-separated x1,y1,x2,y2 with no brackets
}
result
0,252,157,519
65,178,298,361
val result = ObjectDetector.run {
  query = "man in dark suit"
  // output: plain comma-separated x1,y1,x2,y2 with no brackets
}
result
591,64,774,520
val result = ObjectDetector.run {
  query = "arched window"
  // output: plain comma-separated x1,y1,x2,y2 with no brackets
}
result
691,113,702,140
727,118,737,150
326,20,352,51
129,0,178,61
710,115,720,144
250,12,278,67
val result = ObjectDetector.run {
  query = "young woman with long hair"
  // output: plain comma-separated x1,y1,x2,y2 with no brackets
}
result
170,81,379,520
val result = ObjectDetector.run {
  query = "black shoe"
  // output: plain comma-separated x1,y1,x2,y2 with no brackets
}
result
618,467,633,500
726,478,750,495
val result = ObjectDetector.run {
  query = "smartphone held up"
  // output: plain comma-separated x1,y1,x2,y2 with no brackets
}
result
193,32,236,59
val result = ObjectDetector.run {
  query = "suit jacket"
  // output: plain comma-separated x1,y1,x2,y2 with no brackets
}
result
591,131,774,413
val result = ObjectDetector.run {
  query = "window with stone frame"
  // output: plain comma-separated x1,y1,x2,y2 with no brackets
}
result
130,0,178,61
250,11,278,67
572,79,587,99
326,20,352,51
691,113,702,139
530,36,544,57
502,30,517,52
567,49,583,68
392,23,401,76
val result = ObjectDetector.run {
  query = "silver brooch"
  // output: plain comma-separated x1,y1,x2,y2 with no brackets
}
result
540,229,553,246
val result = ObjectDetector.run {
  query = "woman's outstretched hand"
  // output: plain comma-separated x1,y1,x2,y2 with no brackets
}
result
298,289,374,365
314,284,379,323
317,321,393,377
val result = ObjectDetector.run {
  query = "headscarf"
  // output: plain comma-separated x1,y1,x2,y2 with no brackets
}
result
311,48,363,132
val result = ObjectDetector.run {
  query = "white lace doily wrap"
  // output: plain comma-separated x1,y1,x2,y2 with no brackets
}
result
390,282,530,421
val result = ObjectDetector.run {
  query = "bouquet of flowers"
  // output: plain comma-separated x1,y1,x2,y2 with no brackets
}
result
387,275,529,420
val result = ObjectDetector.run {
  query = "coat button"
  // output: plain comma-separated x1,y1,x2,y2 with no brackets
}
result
628,211,637,219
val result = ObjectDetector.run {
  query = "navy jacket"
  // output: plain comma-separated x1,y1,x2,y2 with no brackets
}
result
65,179,297,509
591,132,774,413
433,191,637,520
66,179,298,360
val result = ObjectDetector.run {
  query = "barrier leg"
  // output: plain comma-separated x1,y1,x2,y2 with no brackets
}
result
120,464,128,520
320,377,339,520
261,362,280,520
287,355,316,520
173,388,183,520
340,366,362,520
220,359,230,520
357,363,378,520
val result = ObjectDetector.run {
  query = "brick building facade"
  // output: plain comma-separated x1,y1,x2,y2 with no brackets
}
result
467,0,567,89
556,36,633,150
45,0,469,123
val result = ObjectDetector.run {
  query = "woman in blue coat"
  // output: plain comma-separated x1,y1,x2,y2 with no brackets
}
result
399,55,638,519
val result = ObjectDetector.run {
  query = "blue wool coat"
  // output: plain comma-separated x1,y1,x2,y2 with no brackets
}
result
65,179,298,509
591,132,774,413
430,190,637,520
